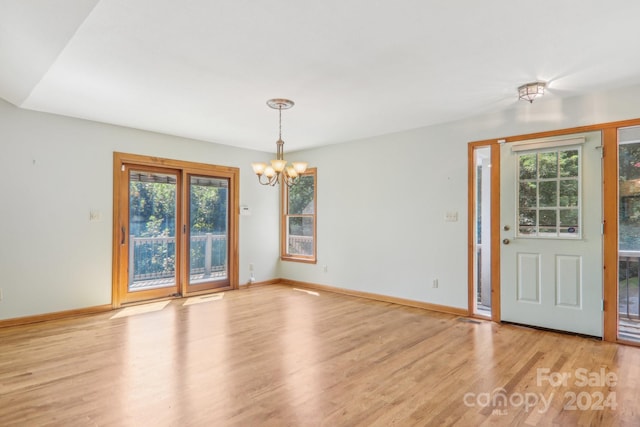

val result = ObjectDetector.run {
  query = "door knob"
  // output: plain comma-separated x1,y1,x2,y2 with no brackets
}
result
503,238,510,245
504,225,510,231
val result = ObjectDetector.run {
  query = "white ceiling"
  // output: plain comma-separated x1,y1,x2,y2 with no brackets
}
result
2,1,640,152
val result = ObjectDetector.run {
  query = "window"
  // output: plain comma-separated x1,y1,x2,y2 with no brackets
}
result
517,147,581,238
282,168,317,262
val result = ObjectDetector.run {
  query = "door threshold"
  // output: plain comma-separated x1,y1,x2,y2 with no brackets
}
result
502,321,602,341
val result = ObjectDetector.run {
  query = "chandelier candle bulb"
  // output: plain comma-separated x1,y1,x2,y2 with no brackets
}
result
264,166,276,178
292,162,308,174
251,162,266,175
271,159,287,172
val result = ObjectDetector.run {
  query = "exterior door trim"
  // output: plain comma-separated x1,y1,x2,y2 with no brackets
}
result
112,152,239,308
468,118,640,344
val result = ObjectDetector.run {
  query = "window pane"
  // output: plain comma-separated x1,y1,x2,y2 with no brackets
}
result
519,182,537,209
287,216,314,256
538,152,558,179
539,181,557,207
128,170,177,291
188,176,228,284
559,209,579,235
619,139,640,251
288,175,315,214
559,180,578,207
517,147,580,238
559,150,579,177
539,209,557,234
519,153,537,180
519,209,536,235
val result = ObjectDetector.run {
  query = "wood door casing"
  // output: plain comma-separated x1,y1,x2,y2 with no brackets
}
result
112,152,239,307
469,118,640,345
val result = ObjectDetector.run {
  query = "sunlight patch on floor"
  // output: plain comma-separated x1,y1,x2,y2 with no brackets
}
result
110,300,171,319
183,293,224,306
293,288,319,296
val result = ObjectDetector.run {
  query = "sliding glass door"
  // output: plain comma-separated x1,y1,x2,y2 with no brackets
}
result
113,153,238,306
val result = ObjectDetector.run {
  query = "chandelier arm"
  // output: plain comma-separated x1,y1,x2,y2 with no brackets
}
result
283,173,299,188
257,174,270,186
257,174,278,186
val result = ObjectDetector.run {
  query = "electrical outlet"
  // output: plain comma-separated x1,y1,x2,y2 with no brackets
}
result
444,211,458,222
432,279,438,288
323,265,328,273
0,288,3,301
249,263,254,272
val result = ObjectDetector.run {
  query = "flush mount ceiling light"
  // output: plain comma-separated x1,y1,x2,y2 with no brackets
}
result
518,81,547,103
251,99,308,187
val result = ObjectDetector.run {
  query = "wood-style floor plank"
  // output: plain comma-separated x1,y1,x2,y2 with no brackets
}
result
1,284,639,426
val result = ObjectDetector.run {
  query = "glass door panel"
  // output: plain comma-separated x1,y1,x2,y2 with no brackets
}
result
128,170,178,293
473,146,491,317
187,175,229,292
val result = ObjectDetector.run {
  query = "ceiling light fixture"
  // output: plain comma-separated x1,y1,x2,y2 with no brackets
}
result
518,81,546,103
251,98,308,187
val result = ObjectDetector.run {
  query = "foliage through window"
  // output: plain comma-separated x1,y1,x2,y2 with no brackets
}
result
517,148,581,238
129,171,177,280
189,176,229,282
618,127,640,251
282,168,316,262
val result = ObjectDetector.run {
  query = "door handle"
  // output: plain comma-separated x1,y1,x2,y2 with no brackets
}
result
121,226,126,245
503,238,510,245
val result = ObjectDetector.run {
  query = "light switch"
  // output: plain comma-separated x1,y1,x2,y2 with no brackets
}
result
445,211,458,222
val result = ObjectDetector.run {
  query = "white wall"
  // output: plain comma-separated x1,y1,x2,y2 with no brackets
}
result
0,99,279,320
279,83,640,309
4,83,640,320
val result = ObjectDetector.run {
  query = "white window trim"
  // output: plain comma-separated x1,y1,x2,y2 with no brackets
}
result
511,136,585,152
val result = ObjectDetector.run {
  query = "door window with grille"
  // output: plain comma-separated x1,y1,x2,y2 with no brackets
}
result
517,147,581,238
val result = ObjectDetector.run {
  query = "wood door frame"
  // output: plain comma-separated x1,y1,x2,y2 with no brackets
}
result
112,152,240,308
468,118,640,344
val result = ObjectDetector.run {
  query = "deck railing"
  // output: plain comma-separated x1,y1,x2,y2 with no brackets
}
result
288,235,313,256
128,238,639,321
128,233,226,285
128,234,312,286
619,250,640,320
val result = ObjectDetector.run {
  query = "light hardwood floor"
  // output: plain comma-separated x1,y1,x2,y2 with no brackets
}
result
1,284,639,426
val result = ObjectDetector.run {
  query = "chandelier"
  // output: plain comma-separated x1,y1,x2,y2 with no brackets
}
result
251,98,308,187
518,81,546,103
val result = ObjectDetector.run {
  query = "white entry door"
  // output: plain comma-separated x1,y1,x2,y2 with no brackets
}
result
500,131,603,337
